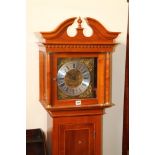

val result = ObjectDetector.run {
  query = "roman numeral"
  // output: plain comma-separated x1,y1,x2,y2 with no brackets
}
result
58,77,64,80
82,70,87,74
82,82,87,87
60,83,65,87
84,75,89,79
66,66,70,70
63,86,68,91
73,63,76,69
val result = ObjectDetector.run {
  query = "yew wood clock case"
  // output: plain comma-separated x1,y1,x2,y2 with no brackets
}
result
37,17,120,155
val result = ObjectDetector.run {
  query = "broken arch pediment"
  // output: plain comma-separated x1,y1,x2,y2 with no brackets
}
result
38,17,120,44
36,17,120,53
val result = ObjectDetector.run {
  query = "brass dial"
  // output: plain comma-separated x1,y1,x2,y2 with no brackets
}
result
57,61,90,96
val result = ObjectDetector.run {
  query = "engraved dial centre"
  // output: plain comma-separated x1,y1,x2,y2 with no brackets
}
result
64,69,83,88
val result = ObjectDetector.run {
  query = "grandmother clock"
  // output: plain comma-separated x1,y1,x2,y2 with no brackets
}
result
37,17,120,155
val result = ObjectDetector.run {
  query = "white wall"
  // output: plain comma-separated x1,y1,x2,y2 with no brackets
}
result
26,0,128,155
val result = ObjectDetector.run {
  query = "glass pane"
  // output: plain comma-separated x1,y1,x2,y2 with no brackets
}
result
57,57,97,100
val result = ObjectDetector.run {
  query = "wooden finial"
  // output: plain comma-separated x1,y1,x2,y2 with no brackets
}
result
77,17,82,29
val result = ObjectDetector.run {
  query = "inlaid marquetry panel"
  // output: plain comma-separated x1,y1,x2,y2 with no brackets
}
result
59,123,95,155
